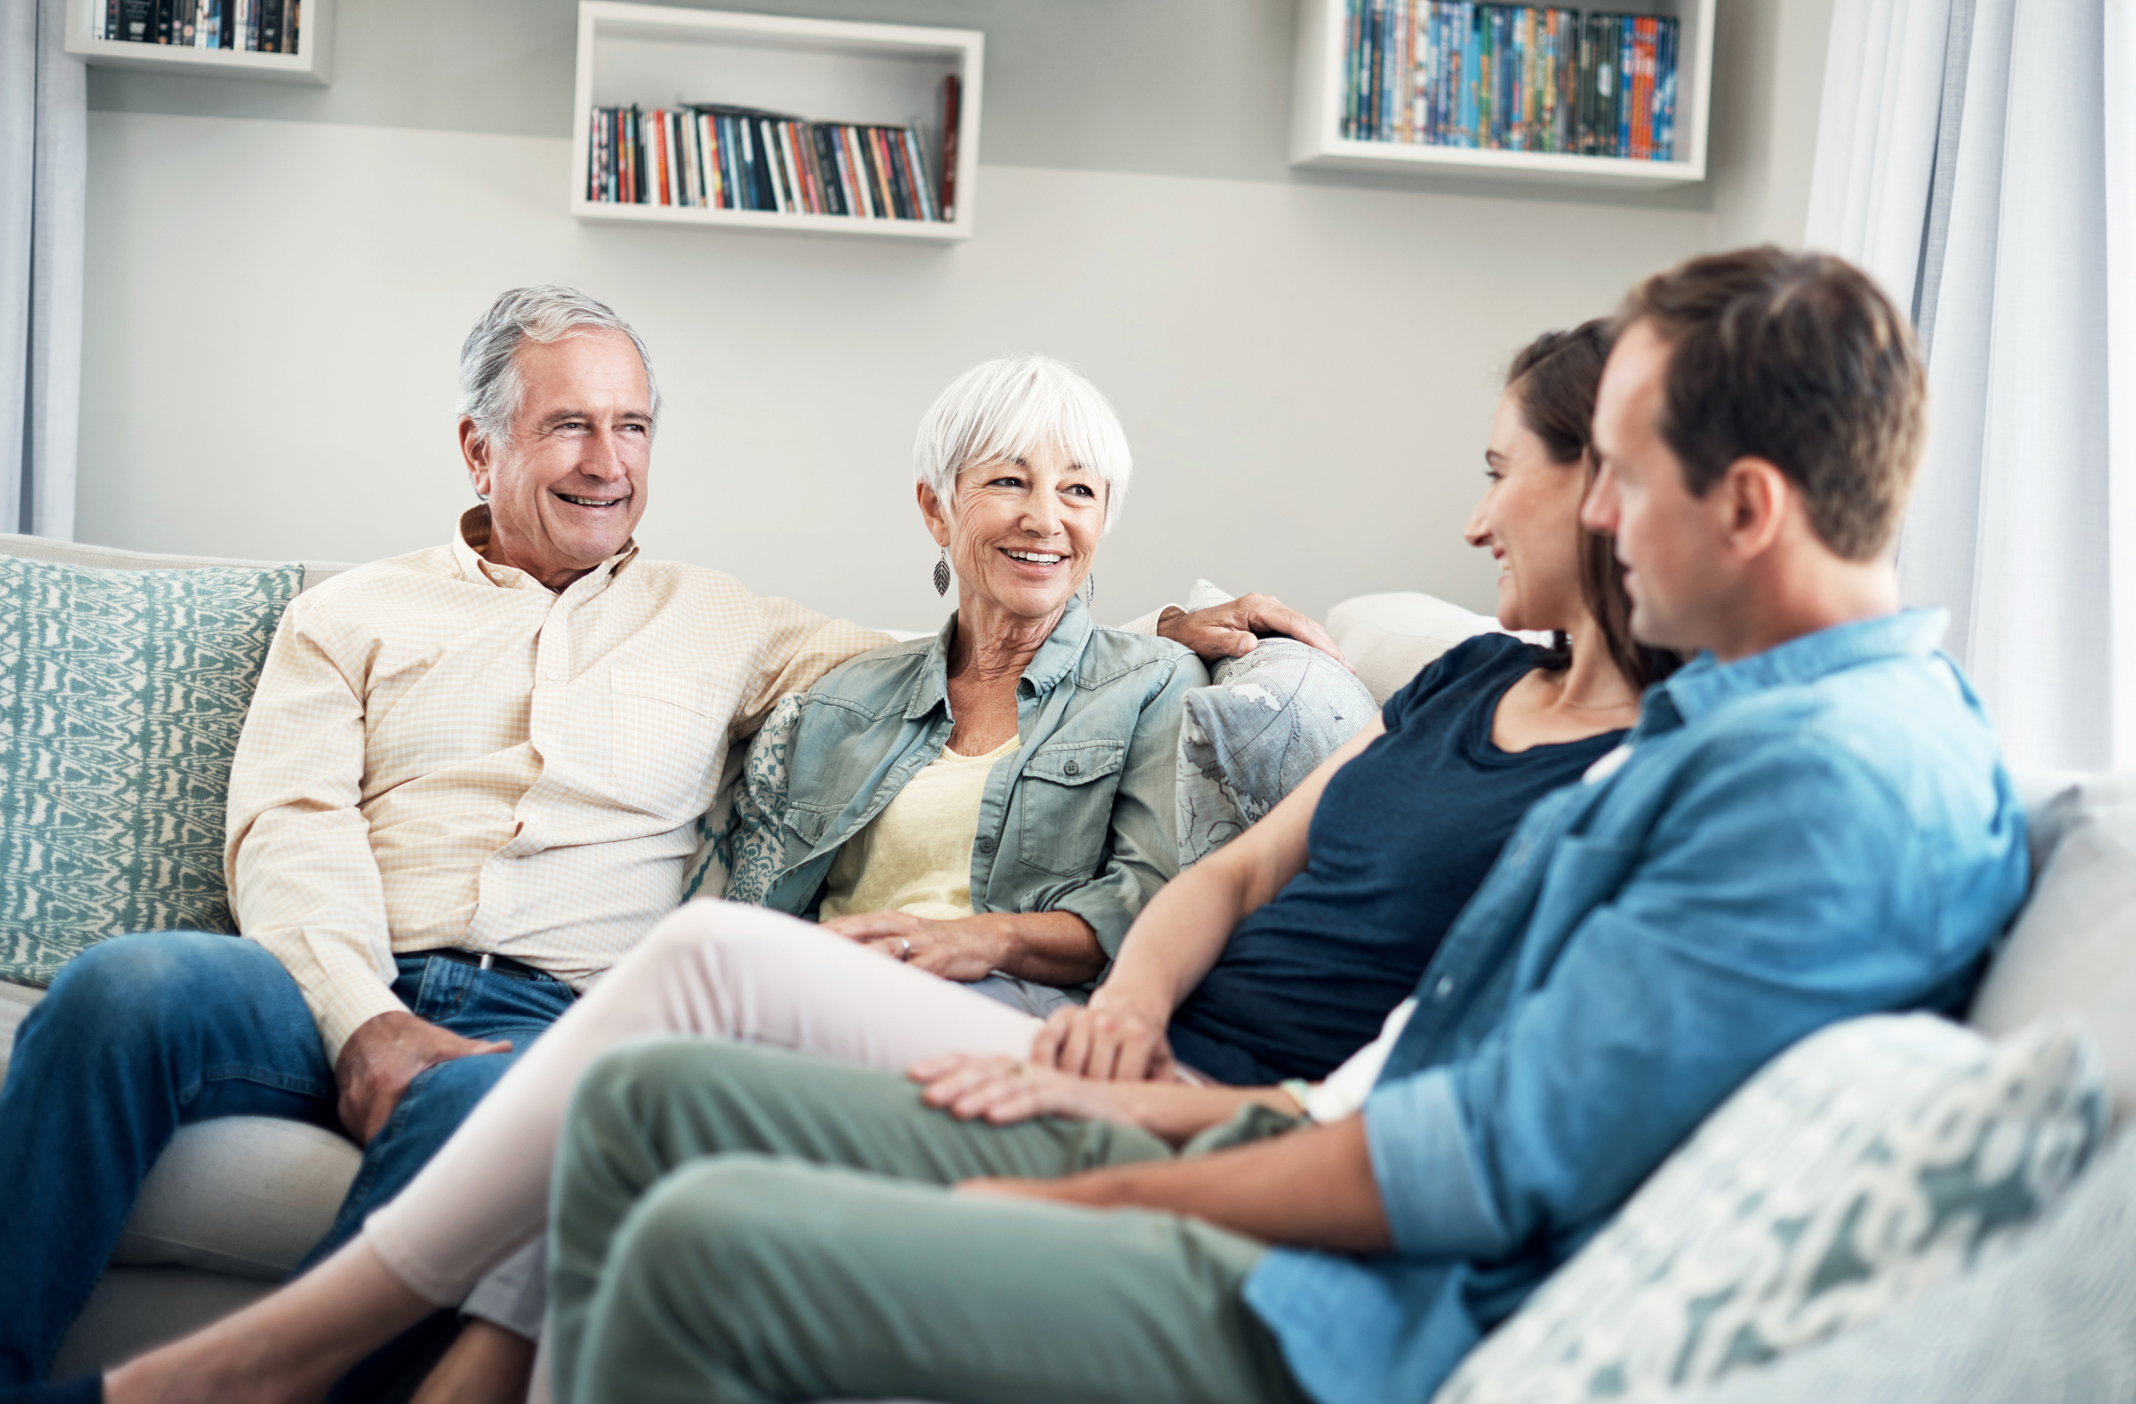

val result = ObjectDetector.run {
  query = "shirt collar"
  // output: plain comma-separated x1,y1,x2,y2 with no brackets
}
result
450,505,640,598
1641,608,1951,734
904,593,1096,721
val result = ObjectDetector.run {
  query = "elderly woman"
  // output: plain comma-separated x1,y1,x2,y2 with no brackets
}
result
709,353,1196,1014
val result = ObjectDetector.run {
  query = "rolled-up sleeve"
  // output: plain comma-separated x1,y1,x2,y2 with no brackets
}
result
1365,1067,1510,1259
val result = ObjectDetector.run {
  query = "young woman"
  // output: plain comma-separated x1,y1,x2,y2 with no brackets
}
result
73,320,1676,1404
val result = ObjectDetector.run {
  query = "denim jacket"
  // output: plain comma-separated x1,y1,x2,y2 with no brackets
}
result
1243,610,2030,1404
709,596,1205,959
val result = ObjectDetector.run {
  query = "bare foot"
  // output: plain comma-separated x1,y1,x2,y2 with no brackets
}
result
409,1320,536,1404
104,1328,333,1404
102,1240,438,1404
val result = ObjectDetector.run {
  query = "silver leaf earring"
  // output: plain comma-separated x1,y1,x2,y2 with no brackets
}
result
1084,573,1095,605
933,547,951,597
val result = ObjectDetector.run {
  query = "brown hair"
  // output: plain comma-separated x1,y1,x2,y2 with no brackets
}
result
1615,246,1927,560
1508,320,1680,691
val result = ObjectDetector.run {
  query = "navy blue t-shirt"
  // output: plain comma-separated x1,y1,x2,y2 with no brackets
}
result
1165,633,1625,1084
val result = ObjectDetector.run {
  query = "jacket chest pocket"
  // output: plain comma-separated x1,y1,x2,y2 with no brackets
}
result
1016,739,1127,877
608,668,720,821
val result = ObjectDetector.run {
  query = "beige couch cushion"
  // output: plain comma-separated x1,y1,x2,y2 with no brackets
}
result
0,978,39,1087
1971,771,2136,1127
1325,591,1509,705
0,531,350,595
112,1117,362,1280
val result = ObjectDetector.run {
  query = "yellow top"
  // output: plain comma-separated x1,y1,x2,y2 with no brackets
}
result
819,735,1022,922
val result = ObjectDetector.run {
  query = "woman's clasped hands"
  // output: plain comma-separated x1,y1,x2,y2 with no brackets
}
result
819,909,1008,981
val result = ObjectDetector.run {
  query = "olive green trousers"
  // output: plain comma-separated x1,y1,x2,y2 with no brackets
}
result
547,1037,1314,1404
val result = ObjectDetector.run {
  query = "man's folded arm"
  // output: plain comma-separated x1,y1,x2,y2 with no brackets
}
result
1028,738,1930,1261
224,603,403,1062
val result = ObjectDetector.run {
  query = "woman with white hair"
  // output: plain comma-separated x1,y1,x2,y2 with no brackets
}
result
708,351,1193,1008
84,355,1205,1404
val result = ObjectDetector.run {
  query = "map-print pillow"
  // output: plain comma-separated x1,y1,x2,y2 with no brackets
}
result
0,557,304,984
1175,638,1376,865
1433,1013,2107,1404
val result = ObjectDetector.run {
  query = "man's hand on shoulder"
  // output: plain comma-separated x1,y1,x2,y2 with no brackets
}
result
1157,594,1348,667
335,1011,512,1145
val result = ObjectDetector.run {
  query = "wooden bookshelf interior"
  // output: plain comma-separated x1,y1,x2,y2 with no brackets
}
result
572,3,982,242
1289,0,1713,188
63,0,333,84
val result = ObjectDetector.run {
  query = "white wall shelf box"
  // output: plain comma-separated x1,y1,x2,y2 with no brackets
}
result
1289,0,1712,189
571,3,982,243
64,0,333,84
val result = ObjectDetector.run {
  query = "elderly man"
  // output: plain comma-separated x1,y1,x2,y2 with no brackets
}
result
0,286,1319,1393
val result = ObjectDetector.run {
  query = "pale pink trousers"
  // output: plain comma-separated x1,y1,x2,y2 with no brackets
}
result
362,900,1044,1308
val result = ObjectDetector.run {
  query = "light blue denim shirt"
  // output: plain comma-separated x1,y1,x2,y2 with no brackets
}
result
710,595,1205,958
1243,609,2030,1404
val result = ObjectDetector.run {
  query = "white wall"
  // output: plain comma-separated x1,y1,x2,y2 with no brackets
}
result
76,0,1831,630
81,114,1711,627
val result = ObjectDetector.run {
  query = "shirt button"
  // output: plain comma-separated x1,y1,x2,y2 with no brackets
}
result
1063,760,1080,776
975,836,996,855
546,668,559,680
1434,976,1455,1001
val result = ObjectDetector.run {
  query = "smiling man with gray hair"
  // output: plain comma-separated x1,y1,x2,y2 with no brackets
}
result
0,286,1330,1397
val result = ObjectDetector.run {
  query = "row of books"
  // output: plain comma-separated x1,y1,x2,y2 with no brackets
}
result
1345,2,1679,160
99,0,299,50
587,82,960,224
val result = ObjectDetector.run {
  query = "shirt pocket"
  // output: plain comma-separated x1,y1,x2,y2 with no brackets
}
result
608,667,721,821
1016,739,1127,877
1528,834,1644,953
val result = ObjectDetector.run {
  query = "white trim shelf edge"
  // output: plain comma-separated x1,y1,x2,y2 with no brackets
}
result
570,198,971,242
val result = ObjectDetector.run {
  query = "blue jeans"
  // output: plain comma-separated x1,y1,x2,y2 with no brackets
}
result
0,931,574,1384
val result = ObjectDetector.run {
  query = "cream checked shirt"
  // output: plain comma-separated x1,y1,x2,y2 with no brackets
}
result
225,508,886,1059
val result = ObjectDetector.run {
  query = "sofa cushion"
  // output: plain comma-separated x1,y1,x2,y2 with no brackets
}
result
1175,639,1377,864
0,531,348,595
1432,1013,2107,1404
111,1116,361,1280
1325,591,1507,705
0,556,305,984
0,977,40,1087
1971,771,2136,1127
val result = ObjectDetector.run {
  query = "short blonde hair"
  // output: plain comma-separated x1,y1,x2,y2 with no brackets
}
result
912,355,1133,533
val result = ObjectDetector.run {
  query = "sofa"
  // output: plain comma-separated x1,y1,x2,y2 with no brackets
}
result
1,530,2128,1396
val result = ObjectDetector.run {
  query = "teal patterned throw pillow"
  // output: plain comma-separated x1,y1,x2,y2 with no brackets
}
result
1432,1014,2106,1404
0,557,304,984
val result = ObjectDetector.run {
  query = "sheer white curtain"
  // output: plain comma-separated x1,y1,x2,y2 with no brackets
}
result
0,0,84,540
1807,0,2132,772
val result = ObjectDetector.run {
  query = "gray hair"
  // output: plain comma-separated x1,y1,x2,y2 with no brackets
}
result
458,286,661,448
913,355,1134,533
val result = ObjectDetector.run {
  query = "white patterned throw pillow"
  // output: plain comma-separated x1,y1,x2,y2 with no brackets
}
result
1433,1013,2107,1404
1174,639,1376,865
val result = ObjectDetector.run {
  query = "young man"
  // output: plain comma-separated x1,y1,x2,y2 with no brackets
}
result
80,247,2027,1404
